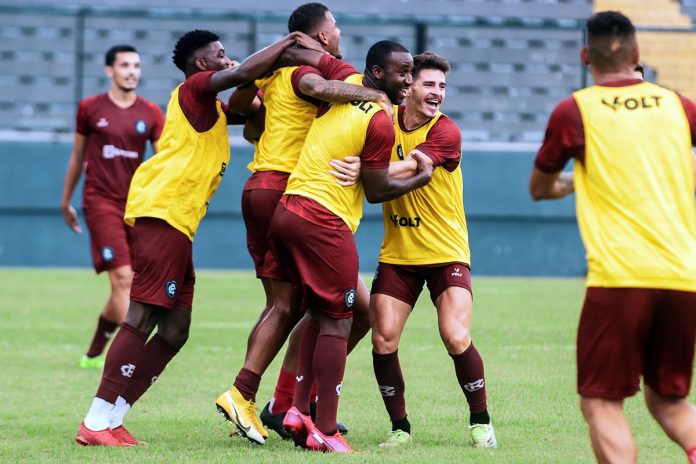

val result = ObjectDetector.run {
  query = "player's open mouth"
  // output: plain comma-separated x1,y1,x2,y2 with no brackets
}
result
425,98,440,109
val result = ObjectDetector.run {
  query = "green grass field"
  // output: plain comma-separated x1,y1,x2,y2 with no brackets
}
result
0,268,692,463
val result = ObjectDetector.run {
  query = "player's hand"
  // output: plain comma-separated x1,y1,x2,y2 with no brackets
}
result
376,92,395,121
412,152,434,180
61,203,82,233
290,31,328,54
329,155,361,186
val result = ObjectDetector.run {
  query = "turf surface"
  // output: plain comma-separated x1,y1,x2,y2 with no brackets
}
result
0,268,692,463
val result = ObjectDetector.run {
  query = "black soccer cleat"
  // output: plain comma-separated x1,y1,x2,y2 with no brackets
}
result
260,402,291,440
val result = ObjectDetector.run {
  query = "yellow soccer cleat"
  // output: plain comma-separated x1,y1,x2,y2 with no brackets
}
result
216,386,268,444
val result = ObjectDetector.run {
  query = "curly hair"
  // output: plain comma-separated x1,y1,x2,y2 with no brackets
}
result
172,29,220,72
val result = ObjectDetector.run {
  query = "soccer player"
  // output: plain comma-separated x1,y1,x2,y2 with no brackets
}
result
529,11,696,464
369,52,496,449
60,45,164,370
266,40,433,453
215,3,389,443
74,29,318,447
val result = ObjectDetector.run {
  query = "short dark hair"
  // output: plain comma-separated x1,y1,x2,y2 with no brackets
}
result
365,40,410,71
288,3,329,34
412,51,450,79
105,44,137,66
585,11,636,72
172,29,220,72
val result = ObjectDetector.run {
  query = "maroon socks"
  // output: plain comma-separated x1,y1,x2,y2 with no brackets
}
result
313,334,348,435
451,343,489,423
270,367,296,414
291,319,320,415
96,323,146,403
372,350,407,423
86,315,119,357
233,368,262,402
121,334,179,405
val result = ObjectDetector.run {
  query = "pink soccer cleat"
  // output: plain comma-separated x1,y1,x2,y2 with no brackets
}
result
282,406,314,448
306,425,353,453
75,422,130,447
110,425,148,446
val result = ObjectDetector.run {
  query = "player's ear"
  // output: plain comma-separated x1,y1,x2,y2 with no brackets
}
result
104,65,114,79
580,47,590,67
372,65,384,80
317,31,329,47
194,57,207,71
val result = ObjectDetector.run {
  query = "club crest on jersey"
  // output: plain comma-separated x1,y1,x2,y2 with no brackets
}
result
135,119,147,134
344,288,356,308
396,144,404,160
101,247,114,262
165,280,178,299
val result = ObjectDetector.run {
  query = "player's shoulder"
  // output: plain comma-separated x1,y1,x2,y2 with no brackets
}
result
432,113,460,135
80,93,107,109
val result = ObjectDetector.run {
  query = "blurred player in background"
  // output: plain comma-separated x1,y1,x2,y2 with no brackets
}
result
75,29,319,447
60,44,164,370
266,40,432,453
215,2,390,444
530,11,696,464
369,52,496,449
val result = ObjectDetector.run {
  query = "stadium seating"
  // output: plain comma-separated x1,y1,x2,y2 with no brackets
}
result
19,0,696,143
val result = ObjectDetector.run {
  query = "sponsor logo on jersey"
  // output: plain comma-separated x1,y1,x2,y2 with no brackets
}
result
165,280,178,299
451,267,463,278
101,247,114,262
390,214,422,228
103,144,138,159
463,378,485,392
135,119,147,134
97,117,109,128
335,382,343,396
379,385,396,397
344,289,356,308
219,161,227,177
121,363,135,377
396,144,405,160
601,95,662,112
296,375,304,383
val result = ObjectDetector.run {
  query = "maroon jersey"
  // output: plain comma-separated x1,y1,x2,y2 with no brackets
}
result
77,93,164,204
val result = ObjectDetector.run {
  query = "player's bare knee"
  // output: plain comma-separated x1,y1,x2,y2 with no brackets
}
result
372,330,398,353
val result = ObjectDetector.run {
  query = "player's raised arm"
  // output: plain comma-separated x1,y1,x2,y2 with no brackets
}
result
210,31,311,93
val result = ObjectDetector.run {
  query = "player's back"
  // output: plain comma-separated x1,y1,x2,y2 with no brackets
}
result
572,81,696,290
285,74,381,233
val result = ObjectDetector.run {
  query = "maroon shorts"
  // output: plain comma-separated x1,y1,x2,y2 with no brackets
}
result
129,218,195,310
83,199,132,273
266,205,357,319
577,287,696,399
371,262,472,307
241,188,284,279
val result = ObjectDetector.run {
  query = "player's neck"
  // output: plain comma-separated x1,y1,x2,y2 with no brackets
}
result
402,107,431,132
592,68,638,86
107,88,137,108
